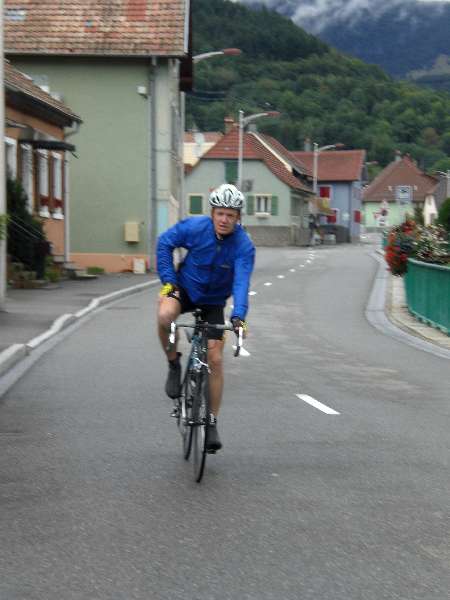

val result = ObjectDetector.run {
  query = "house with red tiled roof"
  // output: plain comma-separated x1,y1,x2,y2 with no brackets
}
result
5,0,192,272
184,122,314,246
362,155,440,229
4,60,81,262
292,150,367,242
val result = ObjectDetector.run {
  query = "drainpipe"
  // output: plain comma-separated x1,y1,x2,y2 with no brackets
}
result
63,121,80,264
149,57,158,271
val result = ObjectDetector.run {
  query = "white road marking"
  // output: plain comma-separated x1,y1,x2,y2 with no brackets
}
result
306,260,311,264
289,268,296,272
299,264,305,268
233,345,251,357
248,291,257,296
296,394,340,415
264,282,272,286
277,275,285,279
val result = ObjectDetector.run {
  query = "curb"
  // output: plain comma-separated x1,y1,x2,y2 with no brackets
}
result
367,252,450,360
0,279,159,379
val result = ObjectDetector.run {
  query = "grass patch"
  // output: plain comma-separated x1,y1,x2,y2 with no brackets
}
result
87,266,105,275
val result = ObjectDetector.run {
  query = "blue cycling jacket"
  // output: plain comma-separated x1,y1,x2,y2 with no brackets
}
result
157,216,255,320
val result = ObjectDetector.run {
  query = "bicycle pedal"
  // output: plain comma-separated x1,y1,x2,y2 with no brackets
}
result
206,449,217,455
170,408,180,418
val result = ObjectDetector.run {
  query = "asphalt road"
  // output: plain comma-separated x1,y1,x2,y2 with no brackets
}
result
1,245,449,600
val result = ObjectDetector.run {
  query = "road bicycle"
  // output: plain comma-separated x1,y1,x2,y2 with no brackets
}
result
169,309,243,483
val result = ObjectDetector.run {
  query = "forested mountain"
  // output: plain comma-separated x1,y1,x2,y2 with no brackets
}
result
240,0,450,80
189,0,450,172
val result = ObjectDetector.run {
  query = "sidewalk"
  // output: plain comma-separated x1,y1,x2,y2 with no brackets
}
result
387,274,450,351
0,273,158,376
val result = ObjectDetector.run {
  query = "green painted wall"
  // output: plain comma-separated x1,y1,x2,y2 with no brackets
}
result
363,201,417,228
11,57,151,255
185,159,294,225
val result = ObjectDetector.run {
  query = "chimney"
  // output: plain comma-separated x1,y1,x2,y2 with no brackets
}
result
304,137,312,152
395,150,402,162
224,116,235,134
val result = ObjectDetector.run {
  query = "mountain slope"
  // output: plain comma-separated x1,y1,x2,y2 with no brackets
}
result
240,0,450,78
190,0,450,171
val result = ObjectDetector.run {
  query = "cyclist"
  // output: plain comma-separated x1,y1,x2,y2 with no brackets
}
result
157,184,255,452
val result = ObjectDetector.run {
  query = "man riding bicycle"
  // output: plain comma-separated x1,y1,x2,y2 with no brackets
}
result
157,184,255,453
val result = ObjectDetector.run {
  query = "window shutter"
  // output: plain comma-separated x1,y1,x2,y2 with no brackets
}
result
246,195,254,215
189,195,203,215
271,195,279,216
225,160,238,184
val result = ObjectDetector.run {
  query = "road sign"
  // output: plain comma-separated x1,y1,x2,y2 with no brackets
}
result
396,185,412,204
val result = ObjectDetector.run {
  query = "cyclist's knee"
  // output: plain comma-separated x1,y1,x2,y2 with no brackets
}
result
208,344,223,373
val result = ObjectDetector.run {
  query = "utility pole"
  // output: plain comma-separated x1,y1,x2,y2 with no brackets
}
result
0,2,7,310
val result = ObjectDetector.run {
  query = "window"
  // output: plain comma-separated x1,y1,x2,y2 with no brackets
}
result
256,195,271,214
38,150,50,217
327,208,339,224
319,185,332,200
5,137,17,178
20,144,34,212
188,194,203,215
225,161,238,184
52,153,64,219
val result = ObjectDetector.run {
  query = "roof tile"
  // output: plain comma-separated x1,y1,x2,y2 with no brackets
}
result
292,150,366,182
4,0,187,56
4,59,81,122
203,127,312,193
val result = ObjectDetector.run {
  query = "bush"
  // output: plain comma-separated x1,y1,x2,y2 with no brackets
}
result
385,218,449,275
87,266,105,275
385,219,417,275
7,178,50,277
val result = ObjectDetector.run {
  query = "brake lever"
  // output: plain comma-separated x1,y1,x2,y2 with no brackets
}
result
169,321,177,345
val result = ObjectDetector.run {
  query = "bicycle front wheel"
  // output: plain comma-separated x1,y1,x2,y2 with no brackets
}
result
178,373,194,460
192,371,209,483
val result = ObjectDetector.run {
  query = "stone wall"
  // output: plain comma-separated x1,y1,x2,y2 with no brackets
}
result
244,226,309,246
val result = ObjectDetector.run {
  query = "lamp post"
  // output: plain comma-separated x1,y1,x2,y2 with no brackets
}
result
0,11,6,310
237,110,280,190
179,48,242,221
312,142,344,194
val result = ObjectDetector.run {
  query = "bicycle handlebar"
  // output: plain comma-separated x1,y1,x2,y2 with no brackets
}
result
169,320,243,357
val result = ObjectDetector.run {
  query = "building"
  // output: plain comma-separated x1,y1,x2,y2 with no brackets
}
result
362,154,440,229
185,122,314,246
5,0,192,272
4,59,81,260
184,131,223,167
292,150,367,242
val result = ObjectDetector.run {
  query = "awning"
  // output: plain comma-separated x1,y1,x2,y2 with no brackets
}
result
19,139,76,152
310,196,334,216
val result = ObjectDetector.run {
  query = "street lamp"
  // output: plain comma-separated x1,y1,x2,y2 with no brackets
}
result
237,110,281,190
193,48,242,64
179,48,242,221
312,142,344,194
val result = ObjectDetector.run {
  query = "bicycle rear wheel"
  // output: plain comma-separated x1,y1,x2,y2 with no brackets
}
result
177,372,194,460
192,370,209,483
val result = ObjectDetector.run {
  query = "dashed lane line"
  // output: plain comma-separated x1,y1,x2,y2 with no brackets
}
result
296,394,340,415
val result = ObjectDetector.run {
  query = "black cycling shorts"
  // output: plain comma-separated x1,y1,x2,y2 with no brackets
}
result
173,287,225,340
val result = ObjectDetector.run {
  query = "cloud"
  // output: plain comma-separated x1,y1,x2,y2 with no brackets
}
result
241,0,450,32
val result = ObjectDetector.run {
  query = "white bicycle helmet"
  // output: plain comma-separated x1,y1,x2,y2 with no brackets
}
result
209,184,244,210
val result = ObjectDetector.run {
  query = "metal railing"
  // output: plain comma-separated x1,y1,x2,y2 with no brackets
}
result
405,258,450,335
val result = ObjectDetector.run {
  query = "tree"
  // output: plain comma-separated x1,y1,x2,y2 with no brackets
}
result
437,197,450,232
